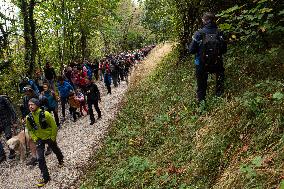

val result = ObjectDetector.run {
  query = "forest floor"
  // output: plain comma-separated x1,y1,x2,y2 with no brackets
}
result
0,43,173,189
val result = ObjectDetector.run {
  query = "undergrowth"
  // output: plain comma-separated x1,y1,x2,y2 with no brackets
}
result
81,45,284,189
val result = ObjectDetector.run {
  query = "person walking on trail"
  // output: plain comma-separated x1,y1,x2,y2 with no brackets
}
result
44,62,57,91
187,12,227,103
68,91,81,122
0,95,17,163
104,69,112,95
41,83,60,128
57,76,74,122
25,98,64,187
85,79,102,125
20,86,39,121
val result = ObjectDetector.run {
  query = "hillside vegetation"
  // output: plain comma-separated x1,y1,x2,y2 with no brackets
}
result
81,43,284,188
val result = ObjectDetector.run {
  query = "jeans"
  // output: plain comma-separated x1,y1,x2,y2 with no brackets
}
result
37,139,63,181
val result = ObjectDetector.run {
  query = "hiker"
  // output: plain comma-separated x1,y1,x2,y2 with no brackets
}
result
25,98,64,187
104,69,112,95
187,12,227,103
41,82,60,128
85,79,102,125
0,95,17,163
68,92,81,122
44,62,57,91
75,88,88,116
35,69,45,93
19,77,40,96
20,86,39,120
57,76,74,122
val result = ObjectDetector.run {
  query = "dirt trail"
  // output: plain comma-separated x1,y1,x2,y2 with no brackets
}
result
0,43,172,189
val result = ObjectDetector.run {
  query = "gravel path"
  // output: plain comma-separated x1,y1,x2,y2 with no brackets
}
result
0,43,172,189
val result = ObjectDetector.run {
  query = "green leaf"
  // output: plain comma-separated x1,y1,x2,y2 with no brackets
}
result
272,92,284,100
278,10,284,15
280,180,284,189
257,0,268,4
219,23,232,30
252,156,262,167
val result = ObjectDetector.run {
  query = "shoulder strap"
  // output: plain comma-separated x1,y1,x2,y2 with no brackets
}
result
27,112,39,130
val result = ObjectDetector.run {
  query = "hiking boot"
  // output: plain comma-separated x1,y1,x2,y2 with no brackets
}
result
26,157,38,166
36,178,49,188
90,120,95,125
45,147,52,156
58,159,64,167
8,149,16,159
0,155,6,164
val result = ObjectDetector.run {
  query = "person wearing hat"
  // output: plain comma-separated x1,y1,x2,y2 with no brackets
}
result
26,98,64,187
20,85,39,121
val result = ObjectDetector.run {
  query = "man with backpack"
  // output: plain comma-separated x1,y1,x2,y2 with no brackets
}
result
187,12,227,103
25,98,64,187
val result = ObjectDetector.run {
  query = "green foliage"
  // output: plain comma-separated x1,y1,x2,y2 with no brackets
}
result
81,42,283,188
217,0,284,47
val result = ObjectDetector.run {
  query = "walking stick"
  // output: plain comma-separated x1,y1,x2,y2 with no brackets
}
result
23,123,28,158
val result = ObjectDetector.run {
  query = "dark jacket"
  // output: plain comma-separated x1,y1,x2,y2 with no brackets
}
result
0,95,17,127
44,67,56,81
86,82,100,102
21,93,39,118
187,22,227,66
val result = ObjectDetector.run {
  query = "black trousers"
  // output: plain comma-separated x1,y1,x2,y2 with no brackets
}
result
37,139,63,181
87,100,101,122
60,97,68,118
69,107,80,121
106,85,111,94
195,65,225,102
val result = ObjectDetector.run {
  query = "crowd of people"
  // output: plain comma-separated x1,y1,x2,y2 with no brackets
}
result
0,45,155,187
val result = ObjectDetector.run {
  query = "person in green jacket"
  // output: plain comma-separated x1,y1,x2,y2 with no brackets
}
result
26,98,64,188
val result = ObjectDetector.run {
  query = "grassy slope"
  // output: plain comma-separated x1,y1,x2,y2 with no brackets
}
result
81,45,284,189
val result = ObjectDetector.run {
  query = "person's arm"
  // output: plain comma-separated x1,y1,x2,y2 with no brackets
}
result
67,82,74,92
45,111,57,141
219,31,227,54
3,97,17,122
94,84,101,101
187,31,202,54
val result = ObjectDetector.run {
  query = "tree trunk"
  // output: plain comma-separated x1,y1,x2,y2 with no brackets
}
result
29,0,37,77
20,0,31,77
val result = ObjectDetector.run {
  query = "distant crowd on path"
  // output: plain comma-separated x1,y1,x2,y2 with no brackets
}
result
0,45,155,187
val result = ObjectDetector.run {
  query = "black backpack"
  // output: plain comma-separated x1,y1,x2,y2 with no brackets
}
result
201,30,222,72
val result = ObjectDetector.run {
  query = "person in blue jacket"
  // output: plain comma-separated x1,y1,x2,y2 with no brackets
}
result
187,12,227,103
104,69,112,94
57,76,73,121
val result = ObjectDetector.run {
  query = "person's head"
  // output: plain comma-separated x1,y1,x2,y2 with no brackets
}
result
45,62,50,68
23,85,34,96
202,12,216,25
69,91,75,98
76,88,82,94
57,76,64,85
28,98,40,112
42,82,49,92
